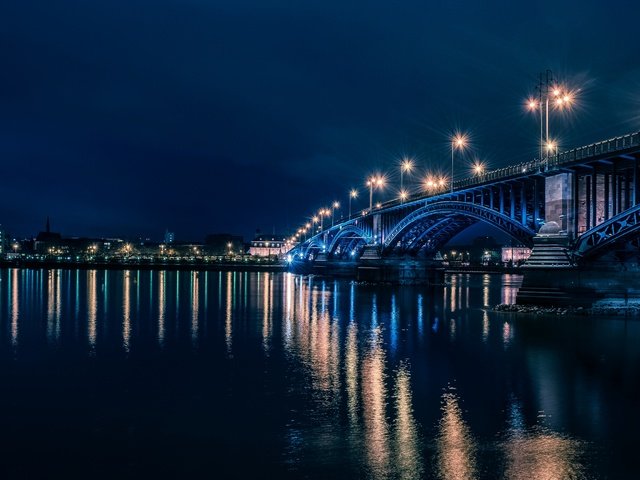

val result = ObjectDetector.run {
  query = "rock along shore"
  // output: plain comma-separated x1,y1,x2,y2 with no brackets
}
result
493,301,640,317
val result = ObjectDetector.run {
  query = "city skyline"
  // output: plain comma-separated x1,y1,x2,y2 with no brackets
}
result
2,1,640,241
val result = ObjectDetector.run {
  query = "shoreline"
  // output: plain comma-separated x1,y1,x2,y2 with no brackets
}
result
494,301,640,317
0,259,287,273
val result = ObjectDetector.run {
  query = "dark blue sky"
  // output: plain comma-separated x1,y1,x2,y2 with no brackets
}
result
2,0,639,241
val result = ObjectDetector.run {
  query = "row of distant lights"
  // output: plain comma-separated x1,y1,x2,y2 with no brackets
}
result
287,82,578,248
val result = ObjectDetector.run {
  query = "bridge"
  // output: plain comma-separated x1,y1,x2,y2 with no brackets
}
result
289,130,640,291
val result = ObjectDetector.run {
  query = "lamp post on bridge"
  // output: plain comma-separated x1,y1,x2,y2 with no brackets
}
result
366,176,385,211
400,158,414,203
318,209,326,232
349,189,358,218
527,70,575,160
451,133,468,193
331,201,340,227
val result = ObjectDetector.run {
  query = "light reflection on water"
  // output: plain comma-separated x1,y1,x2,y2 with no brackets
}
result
0,269,636,478
436,388,477,480
503,398,585,480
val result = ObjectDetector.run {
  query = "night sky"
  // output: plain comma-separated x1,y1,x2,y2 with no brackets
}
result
2,0,640,242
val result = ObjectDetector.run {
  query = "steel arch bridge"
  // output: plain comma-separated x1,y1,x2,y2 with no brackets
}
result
291,131,640,264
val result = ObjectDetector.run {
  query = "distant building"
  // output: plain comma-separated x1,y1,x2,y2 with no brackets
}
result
164,230,175,244
249,233,288,257
34,217,63,253
501,247,532,266
204,233,244,255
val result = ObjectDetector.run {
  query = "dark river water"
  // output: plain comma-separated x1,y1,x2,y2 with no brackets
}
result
0,268,638,479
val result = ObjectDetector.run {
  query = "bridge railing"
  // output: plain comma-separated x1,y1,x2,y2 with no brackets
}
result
454,131,640,189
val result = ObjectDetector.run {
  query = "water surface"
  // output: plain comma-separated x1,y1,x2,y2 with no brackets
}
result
0,268,637,479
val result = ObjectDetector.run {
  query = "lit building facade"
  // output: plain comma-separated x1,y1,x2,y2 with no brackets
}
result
501,247,532,266
249,234,288,257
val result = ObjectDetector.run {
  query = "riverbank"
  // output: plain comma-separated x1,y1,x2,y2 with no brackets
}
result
0,259,287,273
494,299,640,316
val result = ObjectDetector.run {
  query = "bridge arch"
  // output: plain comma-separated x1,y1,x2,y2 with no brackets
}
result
383,201,536,253
327,225,371,256
574,203,640,260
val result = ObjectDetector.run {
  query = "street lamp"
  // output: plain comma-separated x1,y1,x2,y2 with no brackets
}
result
526,96,544,161
400,158,414,202
318,209,326,232
527,71,575,159
424,176,436,193
451,133,468,193
546,140,558,156
331,201,340,227
472,161,485,176
367,177,375,211
366,176,385,211
349,189,358,218
399,189,408,203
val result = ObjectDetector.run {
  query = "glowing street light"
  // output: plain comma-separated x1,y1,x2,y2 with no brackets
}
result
366,175,385,211
400,158,414,202
546,140,558,156
472,161,485,176
424,176,436,191
331,201,340,227
527,71,577,160
451,133,468,193
349,188,358,217
399,189,408,203
318,208,327,231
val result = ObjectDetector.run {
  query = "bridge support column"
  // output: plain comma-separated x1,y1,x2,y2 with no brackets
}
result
544,172,575,238
373,214,381,245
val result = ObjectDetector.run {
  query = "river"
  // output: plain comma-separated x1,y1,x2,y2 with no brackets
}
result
0,268,637,479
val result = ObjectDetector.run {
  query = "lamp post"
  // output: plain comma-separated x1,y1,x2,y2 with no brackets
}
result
367,177,375,211
349,189,358,218
400,158,413,203
527,71,574,160
366,176,385,211
331,201,340,227
451,133,467,193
